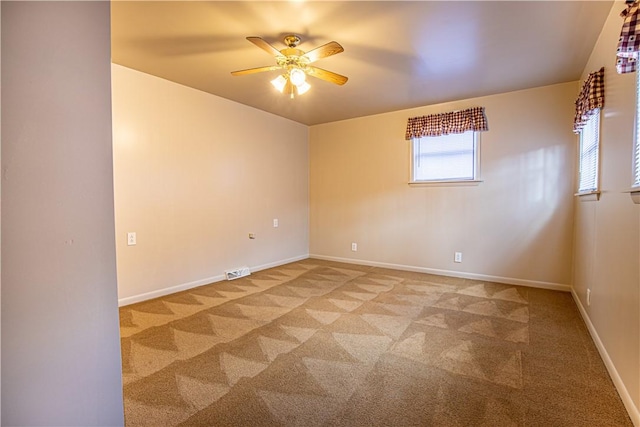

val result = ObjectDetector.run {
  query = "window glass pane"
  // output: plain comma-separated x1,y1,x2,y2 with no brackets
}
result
578,110,599,192
413,132,476,181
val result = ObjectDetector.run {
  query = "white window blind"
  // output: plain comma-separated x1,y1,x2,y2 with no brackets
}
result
578,110,600,193
412,132,477,182
634,72,640,187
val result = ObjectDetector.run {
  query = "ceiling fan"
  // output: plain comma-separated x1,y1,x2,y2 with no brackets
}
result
231,34,348,98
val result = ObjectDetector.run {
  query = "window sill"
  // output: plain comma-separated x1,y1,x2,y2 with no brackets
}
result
622,188,640,204
409,180,483,187
574,191,600,201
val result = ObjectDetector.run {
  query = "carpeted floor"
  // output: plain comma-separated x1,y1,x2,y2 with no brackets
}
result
119,259,632,426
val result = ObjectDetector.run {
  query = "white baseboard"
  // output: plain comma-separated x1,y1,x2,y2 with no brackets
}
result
120,253,569,306
309,254,571,292
118,254,309,307
118,273,226,307
571,290,640,426
250,254,310,275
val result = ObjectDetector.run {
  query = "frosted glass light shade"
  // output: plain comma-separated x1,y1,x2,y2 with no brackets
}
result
270,75,287,92
296,81,311,95
289,68,306,86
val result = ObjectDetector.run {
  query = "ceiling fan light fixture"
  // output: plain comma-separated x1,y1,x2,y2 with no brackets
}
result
270,74,287,93
232,35,346,98
289,67,307,86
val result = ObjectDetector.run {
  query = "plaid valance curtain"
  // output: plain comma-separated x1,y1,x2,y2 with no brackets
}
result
616,1,640,74
405,107,488,140
573,67,605,134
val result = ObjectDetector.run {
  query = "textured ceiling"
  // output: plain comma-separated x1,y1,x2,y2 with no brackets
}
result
111,1,614,125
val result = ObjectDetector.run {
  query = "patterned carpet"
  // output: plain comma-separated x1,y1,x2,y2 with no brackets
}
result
120,259,632,426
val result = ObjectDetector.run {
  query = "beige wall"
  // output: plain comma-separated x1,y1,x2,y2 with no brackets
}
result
572,1,640,422
310,82,577,289
112,65,309,304
1,2,124,425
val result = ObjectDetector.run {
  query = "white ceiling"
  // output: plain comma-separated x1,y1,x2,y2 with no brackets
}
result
111,1,614,126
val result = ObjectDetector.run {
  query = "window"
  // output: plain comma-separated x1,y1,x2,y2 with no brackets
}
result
577,109,600,194
572,67,603,199
411,131,479,183
633,71,640,188
630,72,640,204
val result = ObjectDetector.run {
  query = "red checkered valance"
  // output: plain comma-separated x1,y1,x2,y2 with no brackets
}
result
573,67,605,134
404,107,488,140
616,1,640,74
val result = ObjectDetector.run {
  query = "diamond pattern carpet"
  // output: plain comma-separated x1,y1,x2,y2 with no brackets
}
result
120,259,632,426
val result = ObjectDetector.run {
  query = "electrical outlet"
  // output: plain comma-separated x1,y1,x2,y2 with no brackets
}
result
249,233,256,239
587,289,591,306
454,252,462,263
127,232,136,246
273,218,279,228
351,242,358,251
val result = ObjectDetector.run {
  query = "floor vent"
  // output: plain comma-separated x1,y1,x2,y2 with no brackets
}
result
225,266,251,281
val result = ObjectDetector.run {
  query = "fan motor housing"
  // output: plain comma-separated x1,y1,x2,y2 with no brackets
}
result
277,48,309,70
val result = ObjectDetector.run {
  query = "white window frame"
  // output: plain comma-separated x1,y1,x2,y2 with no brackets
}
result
576,109,601,200
409,131,482,186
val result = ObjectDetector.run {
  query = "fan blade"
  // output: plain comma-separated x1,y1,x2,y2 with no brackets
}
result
247,37,284,58
307,66,348,85
231,65,281,76
302,41,344,63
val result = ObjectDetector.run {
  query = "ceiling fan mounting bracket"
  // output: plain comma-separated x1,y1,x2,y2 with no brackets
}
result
283,34,301,48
